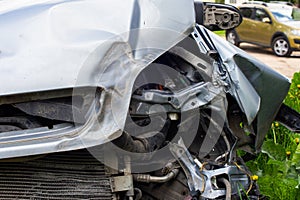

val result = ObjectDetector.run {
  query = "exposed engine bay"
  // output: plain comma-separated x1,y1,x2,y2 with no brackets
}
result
0,0,299,199
0,25,284,200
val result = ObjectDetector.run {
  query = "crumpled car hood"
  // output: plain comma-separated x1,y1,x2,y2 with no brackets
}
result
0,0,291,158
0,0,196,159
0,0,195,96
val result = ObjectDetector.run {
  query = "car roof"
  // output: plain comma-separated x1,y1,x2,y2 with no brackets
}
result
270,1,294,6
241,2,293,9
242,1,268,7
239,2,293,16
239,3,269,9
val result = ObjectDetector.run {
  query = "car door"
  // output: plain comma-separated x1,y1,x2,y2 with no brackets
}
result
236,7,256,41
249,8,273,45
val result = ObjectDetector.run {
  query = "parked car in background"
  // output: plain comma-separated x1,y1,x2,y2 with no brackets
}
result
270,1,294,6
226,2,300,56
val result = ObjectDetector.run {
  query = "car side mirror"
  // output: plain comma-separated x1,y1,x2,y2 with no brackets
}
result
262,17,271,23
194,1,243,31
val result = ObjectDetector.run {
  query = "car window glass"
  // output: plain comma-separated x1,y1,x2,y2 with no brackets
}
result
292,8,300,20
254,9,269,22
240,8,253,19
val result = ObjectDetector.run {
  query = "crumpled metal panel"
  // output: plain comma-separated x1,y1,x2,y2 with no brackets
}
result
233,53,290,152
0,0,195,159
198,28,261,125
0,0,195,96
206,30,290,151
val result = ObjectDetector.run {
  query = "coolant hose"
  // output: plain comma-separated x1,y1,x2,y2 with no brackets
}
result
219,178,231,200
133,169,179,183
113,120,170,153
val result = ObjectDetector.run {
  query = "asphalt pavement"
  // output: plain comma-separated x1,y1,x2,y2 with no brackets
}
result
237,43,300,79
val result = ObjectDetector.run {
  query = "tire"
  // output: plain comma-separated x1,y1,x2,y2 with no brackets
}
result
226,29,240,47
271,36,292,57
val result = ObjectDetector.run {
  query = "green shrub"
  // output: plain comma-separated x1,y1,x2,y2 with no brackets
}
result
213,30,225,37
247,72,300,200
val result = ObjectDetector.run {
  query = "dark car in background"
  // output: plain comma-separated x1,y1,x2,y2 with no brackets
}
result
226,2,300,56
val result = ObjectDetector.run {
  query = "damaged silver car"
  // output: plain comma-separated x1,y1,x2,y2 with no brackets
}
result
0,0,299,199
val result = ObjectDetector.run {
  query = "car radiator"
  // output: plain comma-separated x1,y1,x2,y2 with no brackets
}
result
0,149,113,199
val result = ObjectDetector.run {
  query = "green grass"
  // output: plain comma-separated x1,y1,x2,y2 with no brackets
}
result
213,30,225,37
246,72,300,200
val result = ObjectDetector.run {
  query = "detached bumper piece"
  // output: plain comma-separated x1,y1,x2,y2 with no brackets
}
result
276,104,300,133
0,150,113,199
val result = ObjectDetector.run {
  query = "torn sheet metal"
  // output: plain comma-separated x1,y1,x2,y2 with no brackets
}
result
204,29,290,151
0,0,195,96
0,0,195,158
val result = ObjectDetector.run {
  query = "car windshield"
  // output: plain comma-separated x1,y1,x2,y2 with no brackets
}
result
272,11,294,22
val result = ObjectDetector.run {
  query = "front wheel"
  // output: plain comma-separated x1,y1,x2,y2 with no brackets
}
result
226,29,240,47
271,36,292,57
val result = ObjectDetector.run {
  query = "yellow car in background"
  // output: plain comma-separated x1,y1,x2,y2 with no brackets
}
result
226,3,300,56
